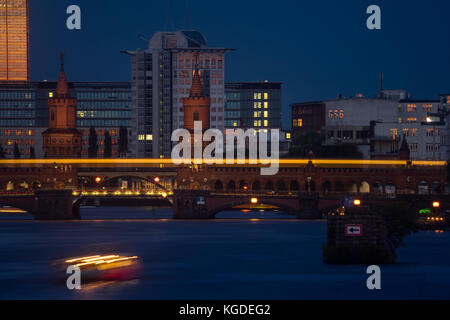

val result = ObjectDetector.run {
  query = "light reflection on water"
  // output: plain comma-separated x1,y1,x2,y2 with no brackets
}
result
0,206,449,300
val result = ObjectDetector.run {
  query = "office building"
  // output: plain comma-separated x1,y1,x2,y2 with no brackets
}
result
123,30,232,158
291,90,449,160
291,101,325,139
0,80,132,158
225,82,282,130
0,0,29,81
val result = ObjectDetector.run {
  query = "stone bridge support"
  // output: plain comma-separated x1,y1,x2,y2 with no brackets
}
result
34,190,80,220
173,190,211,219
0,190,80,220
297,193,321,219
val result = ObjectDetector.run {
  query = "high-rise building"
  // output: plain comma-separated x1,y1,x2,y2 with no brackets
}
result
225,82,282,130
0,0,29,81
123,30,232,158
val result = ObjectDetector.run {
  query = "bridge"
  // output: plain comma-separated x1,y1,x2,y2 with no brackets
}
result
0,158,448,219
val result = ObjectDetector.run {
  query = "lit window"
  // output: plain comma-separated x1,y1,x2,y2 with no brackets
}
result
138,135,145,141
423,104,433,112
264,102,268,109
407,118,417,123
398,117,403,124
146,135,153,141
264,111,268,118
390,129,398,139
264,120,268,127
297,119,303,127
286,133,291,139
49,92,53,98
407,104,417,112
264,93,269,100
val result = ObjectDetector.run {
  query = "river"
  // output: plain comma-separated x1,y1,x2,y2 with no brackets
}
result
0,206,449,300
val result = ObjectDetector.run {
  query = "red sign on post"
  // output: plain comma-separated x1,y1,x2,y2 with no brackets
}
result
345,224,363,236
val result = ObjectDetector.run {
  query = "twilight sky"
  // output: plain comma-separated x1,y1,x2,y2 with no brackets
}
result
29,0,450,129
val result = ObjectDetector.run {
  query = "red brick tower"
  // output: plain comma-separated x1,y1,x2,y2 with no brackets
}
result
42,53,82,158
183,53,210,133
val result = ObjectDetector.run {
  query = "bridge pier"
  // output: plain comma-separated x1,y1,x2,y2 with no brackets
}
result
173,190,211,219
297,193,321,219
34,190,80,220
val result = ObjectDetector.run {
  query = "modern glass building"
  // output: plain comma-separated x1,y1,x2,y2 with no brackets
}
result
0,0,29,81
123,30,232,158
225,82,282,130
0,81,132,157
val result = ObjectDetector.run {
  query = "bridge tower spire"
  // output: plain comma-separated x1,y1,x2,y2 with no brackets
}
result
183,52,210,133
42,53,82,159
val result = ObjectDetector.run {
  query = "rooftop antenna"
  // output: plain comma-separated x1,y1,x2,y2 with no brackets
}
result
164,0,176,31
182,0,192,29
380,72,384,91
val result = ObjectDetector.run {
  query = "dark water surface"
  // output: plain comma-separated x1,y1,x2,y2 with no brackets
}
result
0,207,449,300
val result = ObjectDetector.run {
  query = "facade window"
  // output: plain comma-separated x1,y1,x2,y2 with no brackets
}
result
410,143,418,152
407,104,417,112
398,117,403,124
423,104,433,112
264,93,269,100
264,111,268,118
264,102,268,109
407,118,417,123
426,144,439,153
264,120,268,127
410,128,417,137
390,128,398,139
426,128,434,137
254,102,262,109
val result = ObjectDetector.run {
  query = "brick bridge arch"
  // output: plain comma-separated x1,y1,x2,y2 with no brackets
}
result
0,195,37,214
207,196,301,218
87,175,171,192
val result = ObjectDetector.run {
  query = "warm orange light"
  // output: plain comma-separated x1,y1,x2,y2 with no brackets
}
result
162,192,168,198
353,199,361,206
95,177,102,184
433,202,440,208
154,177,161,183
0,159,446,167
251,197,258,204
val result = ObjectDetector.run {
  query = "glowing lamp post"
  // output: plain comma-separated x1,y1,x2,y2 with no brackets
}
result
353,199,361,207
251,197,258,204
